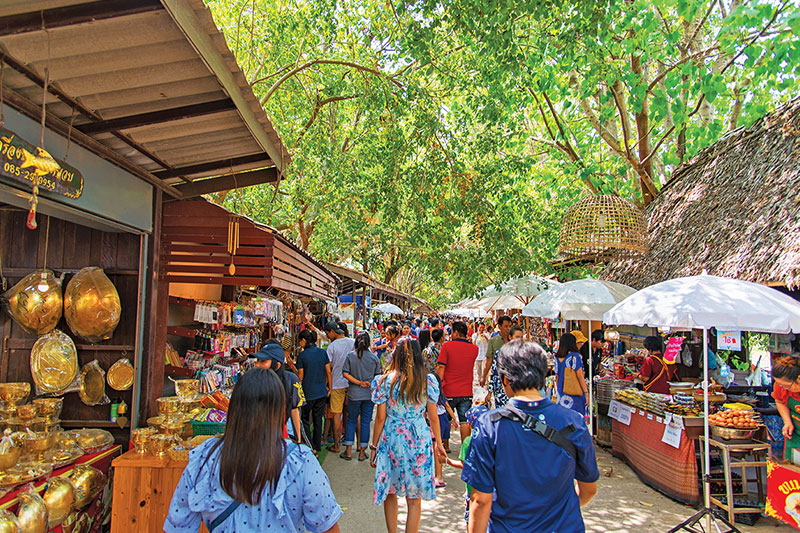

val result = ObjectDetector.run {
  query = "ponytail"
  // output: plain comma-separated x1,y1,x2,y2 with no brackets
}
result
355,331,370,360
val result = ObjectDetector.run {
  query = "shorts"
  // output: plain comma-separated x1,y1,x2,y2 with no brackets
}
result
448,396,472,423
438,412,450,441
464,492,470,523
330,388,347,414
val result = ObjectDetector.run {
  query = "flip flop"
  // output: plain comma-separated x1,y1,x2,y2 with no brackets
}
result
339,451,352,461
435,481,447,488
358,453,368,461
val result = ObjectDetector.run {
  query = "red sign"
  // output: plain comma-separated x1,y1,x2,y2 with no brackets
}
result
767,460,800,529
664,336,683,364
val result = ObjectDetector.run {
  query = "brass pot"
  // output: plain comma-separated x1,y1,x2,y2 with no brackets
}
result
22,432,55,461
131,428,156,454
15,405,37,421
69,465,106,510
17,490,48,533
173,380,199,398
0,445,20,471
156,397,181,417
42,477,75,528
0,510,20,533
0,383,30,406
146,434,173,459
32,398,63,420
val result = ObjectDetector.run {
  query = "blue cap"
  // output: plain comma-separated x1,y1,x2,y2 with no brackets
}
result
255,344,284,363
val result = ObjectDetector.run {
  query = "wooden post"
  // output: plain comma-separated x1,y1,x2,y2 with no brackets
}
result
362,284,368,329
352,282,358,336
141,189,165,422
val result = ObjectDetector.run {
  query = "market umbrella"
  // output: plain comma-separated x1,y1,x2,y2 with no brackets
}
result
474,294,526,312
521,278,637,435
476,274,560,306
373,302,404,315
603,274,800,532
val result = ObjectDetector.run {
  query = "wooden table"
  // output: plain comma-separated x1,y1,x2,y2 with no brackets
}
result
699,436,769,525
111,450,208,533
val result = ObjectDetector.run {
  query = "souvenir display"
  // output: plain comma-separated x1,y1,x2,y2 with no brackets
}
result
32,398,62,421
2,270,62,335
69,464,106,509
63,267,121,343
78,360,107,406
0,463,52,490
0,383,30,407
0,510,20,533
42,477,75,528
16,490,48,533
0,434,20,471
106,359,133,391
64,429,113,454
30,331,78,395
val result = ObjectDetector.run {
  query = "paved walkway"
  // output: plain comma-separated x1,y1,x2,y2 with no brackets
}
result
321,435,793,532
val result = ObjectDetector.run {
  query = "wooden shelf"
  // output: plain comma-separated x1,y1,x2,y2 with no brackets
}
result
6,339,134,351
166,326,196,338
165,365,195,378
168,296,198,308
60,419,129,428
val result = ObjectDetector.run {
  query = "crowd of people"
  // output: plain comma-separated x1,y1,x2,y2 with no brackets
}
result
165,313,601,533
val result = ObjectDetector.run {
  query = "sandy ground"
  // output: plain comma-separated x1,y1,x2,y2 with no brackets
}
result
321,436,794,532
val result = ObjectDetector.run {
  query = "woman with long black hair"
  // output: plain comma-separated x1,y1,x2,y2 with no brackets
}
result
554,333,589,417
341,330,381,461
164,368,341,532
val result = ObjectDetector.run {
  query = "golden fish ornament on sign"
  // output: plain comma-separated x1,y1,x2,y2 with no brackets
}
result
19,147,60,176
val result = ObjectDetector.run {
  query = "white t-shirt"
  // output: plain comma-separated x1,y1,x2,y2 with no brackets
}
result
327,336,356,389
472,332,489,361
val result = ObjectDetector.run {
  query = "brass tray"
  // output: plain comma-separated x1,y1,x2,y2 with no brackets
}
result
78,361,106,406
0,462,52,489
30,330,78,394
45,447,84,469
107,359,133,391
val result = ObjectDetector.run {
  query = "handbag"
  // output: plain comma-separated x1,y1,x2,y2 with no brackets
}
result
560,354,585,396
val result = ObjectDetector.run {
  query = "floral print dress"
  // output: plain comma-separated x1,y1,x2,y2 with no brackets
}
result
371,372,439,505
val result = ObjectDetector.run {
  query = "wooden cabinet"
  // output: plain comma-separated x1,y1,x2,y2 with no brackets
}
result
111,450,208,533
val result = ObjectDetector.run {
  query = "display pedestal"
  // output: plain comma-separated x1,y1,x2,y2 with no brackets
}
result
766,460,800,530
111,450,208,533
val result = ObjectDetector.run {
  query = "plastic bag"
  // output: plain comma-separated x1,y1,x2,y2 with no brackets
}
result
30,330,78,395
2,270,62,335
17,488,49,533
78,360,109,406
63,267,121,343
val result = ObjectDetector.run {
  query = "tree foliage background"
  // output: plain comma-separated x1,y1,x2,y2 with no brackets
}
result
204,0,798,307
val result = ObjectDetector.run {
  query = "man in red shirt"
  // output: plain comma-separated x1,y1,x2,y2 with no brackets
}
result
437,320,478,445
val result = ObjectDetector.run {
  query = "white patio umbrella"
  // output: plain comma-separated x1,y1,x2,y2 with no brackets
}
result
475,275,560,307
373,302,404,315
603,274,800,531
521,278,637,435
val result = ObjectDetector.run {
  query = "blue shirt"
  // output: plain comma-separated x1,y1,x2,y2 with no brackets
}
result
295,346,329,401
165,438,342,533
461,398,599,533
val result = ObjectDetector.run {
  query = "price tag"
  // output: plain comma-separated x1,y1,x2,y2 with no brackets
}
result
665,412,673,424
647,413,654,420
617,404,632,425
609,400,622,421
638,409,645,416
656,416,663,423
662,421,682,448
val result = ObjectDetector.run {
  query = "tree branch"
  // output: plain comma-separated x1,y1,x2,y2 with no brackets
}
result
294,94,358,145
609,81,633,158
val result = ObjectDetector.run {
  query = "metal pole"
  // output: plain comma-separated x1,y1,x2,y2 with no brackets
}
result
588,319,593,436
703,327,712,531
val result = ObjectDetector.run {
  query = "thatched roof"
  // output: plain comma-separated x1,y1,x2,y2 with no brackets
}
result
603,97,800,289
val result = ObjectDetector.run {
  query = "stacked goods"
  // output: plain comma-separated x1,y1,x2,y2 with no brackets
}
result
614,388,670,416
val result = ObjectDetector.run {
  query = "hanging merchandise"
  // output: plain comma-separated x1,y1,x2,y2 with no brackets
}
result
78,360,108,406
2,270,62,335
30,329,78,395
106,358,134,391
63,267,121,343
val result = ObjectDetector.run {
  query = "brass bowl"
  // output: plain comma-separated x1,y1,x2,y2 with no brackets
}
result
710,425,756,440
0,446,20,470
22,432,56,455
69,464,106,510
173,379,199,398
16,490,48,533
156,397,181,416
42,477,75,528
131,428,156,454
0,510,20,533
10,417,48,434
0,383,30,406
16,404,37,421
33,398,63,419
160,420,187,438
147,434,173,458
0,406,16,421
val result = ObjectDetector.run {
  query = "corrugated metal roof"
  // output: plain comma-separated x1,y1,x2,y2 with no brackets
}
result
0,0,289,197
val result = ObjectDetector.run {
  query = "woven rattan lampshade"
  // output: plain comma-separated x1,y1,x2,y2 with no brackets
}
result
559,195,647,261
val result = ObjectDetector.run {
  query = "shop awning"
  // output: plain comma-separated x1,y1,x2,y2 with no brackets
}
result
161,199,337,300
0,0,289,199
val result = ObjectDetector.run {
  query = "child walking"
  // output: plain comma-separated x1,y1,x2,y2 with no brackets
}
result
446,405,488,526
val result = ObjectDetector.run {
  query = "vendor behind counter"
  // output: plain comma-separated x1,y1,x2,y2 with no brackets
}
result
632,336,678,394
771,353,800,461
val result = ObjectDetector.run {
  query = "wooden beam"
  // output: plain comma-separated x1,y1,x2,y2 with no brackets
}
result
153,153,271,179
1,86,181,198
0,0,163,37
76,99,236,134
173,167,278,197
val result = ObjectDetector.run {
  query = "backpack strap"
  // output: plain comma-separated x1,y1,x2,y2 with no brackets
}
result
489,404,579,462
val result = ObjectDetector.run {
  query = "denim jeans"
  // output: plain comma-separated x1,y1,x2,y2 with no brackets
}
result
344,398,374,447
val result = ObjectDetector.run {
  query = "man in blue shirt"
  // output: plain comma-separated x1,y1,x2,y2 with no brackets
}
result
462,340,599,533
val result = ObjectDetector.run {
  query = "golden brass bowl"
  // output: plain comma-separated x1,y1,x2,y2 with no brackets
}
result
0,446,20,471
69,464,106,510
107,359,134,391
147,434,173,459
66,429,113,453
159,420,186,438
42,477,75,528
156,397,181,417
179,397,202,414
15,404,37,421
0,383,30,406
0,406,17,421
173,379,199,398
0,510,20,533
78,361,106,406
32,398,63,420
10,418,48,434
22,432,55,461
16,490,48,533
63,267,121,343
131,428,156,454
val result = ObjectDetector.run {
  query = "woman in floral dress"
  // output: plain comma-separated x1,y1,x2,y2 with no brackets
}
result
369,336,446,533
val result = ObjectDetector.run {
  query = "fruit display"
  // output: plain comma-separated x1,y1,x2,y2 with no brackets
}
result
63,267,121,343
708,409,759,429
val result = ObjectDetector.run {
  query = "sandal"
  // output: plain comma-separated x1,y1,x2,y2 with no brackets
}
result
339,451,352,461
358,452,368,461
435,481,446,488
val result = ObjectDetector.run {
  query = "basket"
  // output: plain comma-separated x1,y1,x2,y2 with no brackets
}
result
191,420,225,436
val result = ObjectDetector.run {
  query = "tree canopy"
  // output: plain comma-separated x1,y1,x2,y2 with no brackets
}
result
205,0,798,307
